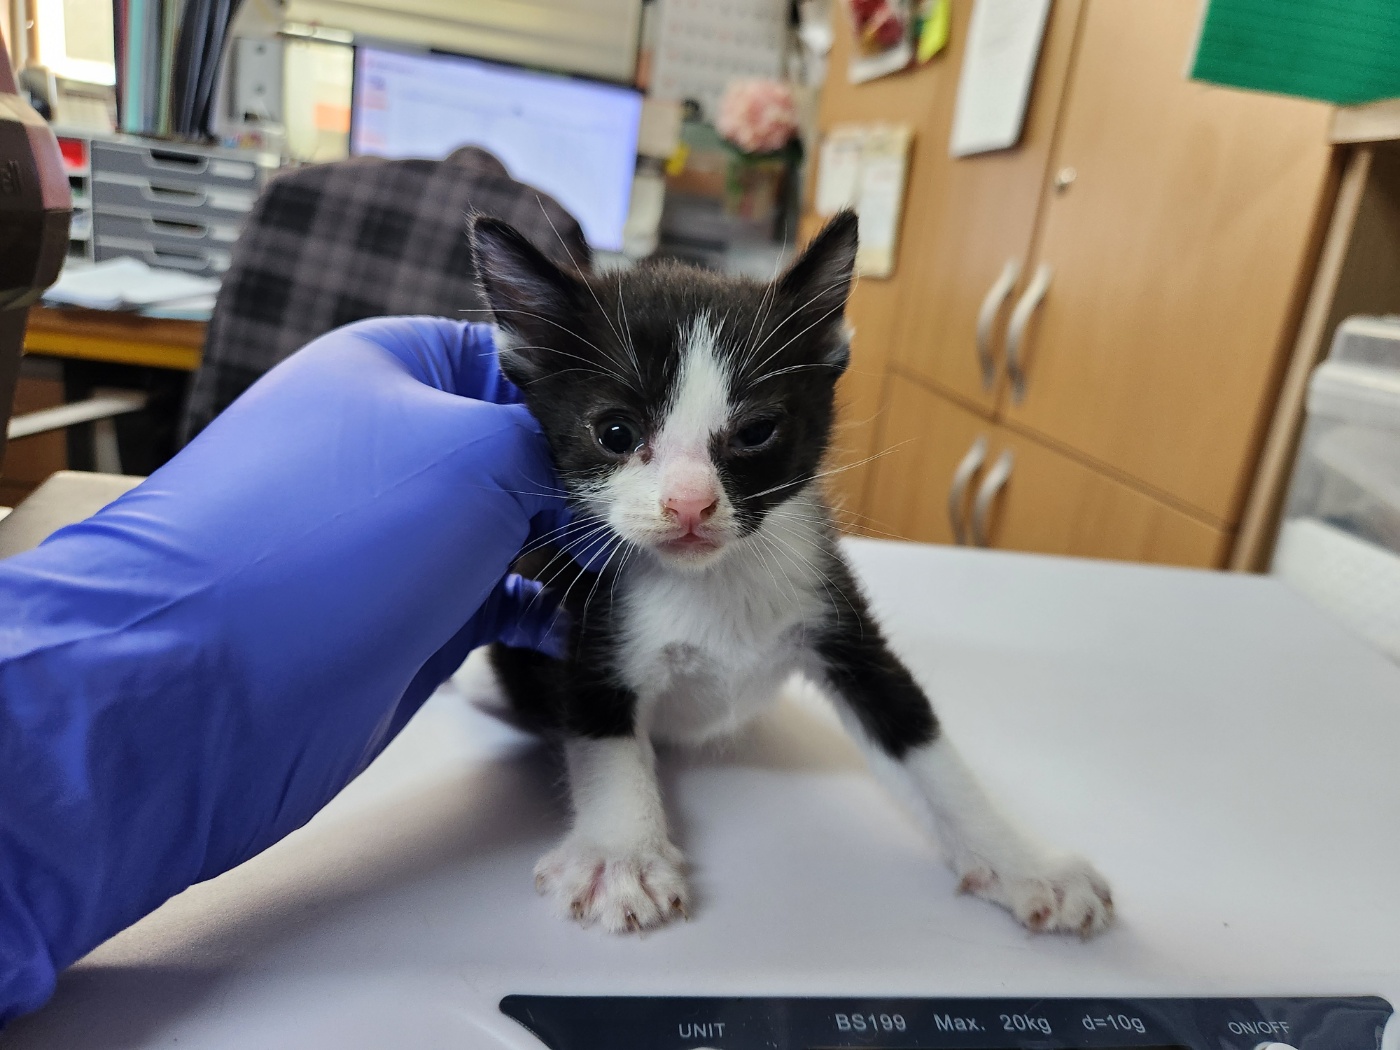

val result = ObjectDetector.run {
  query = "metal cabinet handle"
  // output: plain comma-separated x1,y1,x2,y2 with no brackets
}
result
1005,262,1052,403
947,435,988,545
974,259,1021,390
970,449,1014,548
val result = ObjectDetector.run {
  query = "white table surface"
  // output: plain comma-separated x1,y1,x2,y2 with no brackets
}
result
8,540,1400,1049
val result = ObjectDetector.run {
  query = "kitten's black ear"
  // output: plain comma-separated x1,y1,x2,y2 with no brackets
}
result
470,215,584,382
775,210,858,371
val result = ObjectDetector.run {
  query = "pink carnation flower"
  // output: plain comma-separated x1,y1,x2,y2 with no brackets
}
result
717,78,799,155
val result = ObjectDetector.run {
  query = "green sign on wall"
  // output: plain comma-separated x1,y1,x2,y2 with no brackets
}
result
1191,0,1400,106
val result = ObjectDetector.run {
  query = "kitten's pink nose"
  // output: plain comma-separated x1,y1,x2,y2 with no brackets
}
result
663,493,718,532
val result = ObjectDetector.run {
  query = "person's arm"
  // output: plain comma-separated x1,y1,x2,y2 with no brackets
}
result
0,318,565,1024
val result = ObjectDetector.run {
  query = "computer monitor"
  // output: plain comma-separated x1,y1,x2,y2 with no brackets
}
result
351,45,643,253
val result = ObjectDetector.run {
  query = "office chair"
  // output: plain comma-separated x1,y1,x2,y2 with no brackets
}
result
1,46,143,558
180,147,591,443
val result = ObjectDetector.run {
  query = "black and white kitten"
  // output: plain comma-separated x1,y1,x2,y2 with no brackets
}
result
470,212,1113,937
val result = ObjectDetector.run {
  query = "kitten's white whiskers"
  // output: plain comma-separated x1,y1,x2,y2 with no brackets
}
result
741,278,852,382
744,442,910,503
535,197,644,390
614,275,645,389
736,234,791,375
739,273,849,375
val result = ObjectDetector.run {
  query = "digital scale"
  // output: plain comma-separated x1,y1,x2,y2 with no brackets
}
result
499,995,1392,1049
7,542,1399,1050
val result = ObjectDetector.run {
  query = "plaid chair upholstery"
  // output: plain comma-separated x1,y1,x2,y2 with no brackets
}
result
179,147,590,443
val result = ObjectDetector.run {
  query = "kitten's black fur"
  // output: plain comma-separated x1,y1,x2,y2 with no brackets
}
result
466,212,1114,940
470,211,937,759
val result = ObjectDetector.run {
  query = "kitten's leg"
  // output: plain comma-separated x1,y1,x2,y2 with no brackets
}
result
807,583,1113,936
534,731,690,933
491,645,689,933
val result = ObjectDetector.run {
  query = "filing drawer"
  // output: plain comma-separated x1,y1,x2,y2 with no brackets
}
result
90,139,262,193
91,173,256,223
79,134,267,278
94,236,232,276
93,210,241,250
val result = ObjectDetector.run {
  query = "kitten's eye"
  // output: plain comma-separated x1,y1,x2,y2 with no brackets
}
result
594,417,642,456
731,418,778,451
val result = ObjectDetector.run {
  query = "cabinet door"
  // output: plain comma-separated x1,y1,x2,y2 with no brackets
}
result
809,20,960,512
978,427,1231,568
863,370,994,544
811,0,1083,510
999,0,1334,523
889,0,1085,411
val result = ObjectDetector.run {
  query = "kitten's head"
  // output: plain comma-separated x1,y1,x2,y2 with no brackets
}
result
471,211,857,572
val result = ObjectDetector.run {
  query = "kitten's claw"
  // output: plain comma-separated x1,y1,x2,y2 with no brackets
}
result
954,854,1114,937
535,836,690,934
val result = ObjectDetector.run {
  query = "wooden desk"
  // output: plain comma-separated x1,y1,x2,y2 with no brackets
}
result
23,304,206,372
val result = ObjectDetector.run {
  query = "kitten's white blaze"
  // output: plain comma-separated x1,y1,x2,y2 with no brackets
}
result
652,318,731,544
600,313,738,558
655,314,732,460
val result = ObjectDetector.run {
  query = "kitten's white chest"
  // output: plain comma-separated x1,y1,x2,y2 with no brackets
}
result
617,530,828,744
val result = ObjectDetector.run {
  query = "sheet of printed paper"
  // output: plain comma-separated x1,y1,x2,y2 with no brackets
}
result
814,126,867,216
649,0,787,120
948,0,1053,157
854,125,912,278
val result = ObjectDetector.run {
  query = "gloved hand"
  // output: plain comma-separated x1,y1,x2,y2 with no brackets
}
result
0,317,573,1025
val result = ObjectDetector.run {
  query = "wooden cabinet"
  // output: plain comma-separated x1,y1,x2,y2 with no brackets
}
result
813,0,1082,503
885,0,1084,413
813,0,1341,568
998,0,1334,522
862,371,990,545
987,425,1229,567
867,372,1229,566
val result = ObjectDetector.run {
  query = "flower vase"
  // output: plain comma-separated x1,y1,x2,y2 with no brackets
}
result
724,153,787,223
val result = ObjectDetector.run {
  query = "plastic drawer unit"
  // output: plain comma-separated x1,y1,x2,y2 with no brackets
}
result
89,138,271,277
1274,315,1400,662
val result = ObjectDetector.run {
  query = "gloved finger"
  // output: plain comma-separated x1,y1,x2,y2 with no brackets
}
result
479,573,571,657
380,574,570,747
343,316,520,404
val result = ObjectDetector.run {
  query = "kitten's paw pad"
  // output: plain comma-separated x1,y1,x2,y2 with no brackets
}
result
958,856,1113,938
534,838,690,934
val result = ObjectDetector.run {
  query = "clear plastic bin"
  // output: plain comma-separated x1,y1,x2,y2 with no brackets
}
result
1273,316,1400,662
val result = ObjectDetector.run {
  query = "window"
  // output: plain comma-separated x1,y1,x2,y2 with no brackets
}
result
35,0,115,85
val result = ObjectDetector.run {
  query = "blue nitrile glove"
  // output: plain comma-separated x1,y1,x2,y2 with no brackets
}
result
0,317,576,1025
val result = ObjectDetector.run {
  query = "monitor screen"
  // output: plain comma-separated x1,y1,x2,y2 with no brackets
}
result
351,45,642,253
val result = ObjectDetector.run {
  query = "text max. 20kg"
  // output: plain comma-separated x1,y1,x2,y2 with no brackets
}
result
1002,1013,1052,1035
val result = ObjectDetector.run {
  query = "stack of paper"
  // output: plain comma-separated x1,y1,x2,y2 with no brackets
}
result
43,257,220,313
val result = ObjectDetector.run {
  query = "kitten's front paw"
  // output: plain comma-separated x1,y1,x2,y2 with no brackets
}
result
957,854,1113,938
534,836,690,934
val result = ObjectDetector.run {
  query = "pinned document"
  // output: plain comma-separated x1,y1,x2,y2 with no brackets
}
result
814,124,912,278
814,127,866,216
948,0,1053,157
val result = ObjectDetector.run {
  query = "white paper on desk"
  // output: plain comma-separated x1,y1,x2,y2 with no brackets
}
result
44,257,221,311
949,0,1053,157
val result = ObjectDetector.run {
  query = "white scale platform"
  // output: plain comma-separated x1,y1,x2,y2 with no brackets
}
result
7,541,1400,1048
